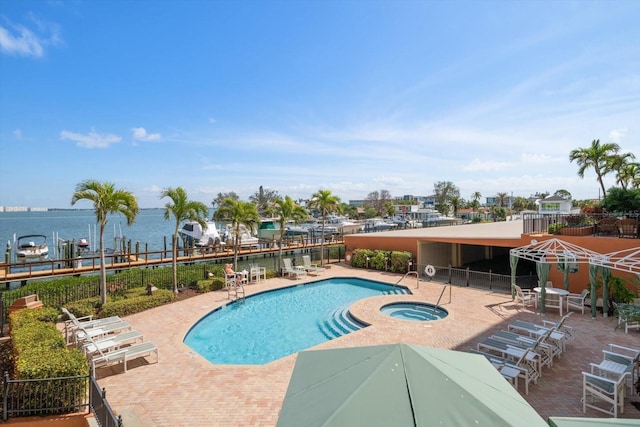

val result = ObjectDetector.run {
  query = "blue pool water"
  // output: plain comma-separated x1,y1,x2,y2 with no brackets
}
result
183,277,409,365
380,302,448,321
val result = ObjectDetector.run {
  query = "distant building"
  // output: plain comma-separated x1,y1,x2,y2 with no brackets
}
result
538,195,572,214
0,206,48,212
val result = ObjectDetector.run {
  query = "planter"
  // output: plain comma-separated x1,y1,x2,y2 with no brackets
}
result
559,226,594,236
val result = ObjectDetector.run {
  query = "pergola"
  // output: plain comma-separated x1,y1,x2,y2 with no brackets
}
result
510,238,640,317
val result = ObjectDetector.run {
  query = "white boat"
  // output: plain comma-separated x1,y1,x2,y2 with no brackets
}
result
15,234,49,262
325,215,362,234
224,224,260,248
178,221,222,247
364,218,398,232
258,218,281,240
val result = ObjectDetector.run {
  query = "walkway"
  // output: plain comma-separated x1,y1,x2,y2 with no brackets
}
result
95,264,640,426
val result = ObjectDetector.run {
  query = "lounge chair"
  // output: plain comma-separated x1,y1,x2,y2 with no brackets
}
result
512,284,536,308
90,340,159,373
301,255,325,274
507,312,573,351
492,329,560,364
81,329,144,357
281,258,306,279
582,371,627,417
73,320,132,344
61,307,123,344
476,336,542,379
566,289,589,314
469,348,537,395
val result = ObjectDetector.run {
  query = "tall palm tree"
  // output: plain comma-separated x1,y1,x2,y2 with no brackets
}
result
569,139,620,198
160,187,209,294
71,180,139,305
308,189,340,266
269,196,308,272
472,191,482,203
619,162,640,189
495,192,509,208
213,198,260,271
609,152,636,190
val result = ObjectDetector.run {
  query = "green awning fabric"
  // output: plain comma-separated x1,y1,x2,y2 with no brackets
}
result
277,344,548,427
548,417,640,426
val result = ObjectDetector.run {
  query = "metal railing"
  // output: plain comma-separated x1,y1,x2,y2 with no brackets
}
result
416,264,537,293
2,369,121,426
89,373,122,427
522,212,640,238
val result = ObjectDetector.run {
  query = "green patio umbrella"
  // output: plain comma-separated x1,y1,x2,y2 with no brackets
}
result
277,343,548,427
548,417,640,426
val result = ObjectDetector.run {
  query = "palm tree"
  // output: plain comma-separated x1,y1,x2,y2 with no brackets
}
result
160,187,209,294
269,196,308,272
71,180,139,305
308,189,340,266
569,139,620,198
472,191,482,203
609,152,637,190
495,192,509,208
213,198,260,271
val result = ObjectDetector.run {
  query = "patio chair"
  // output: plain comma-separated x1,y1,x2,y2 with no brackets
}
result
468,349,531,394
596,216,618,236
72,320,133,345
81,329,144,357
249,264,266,283
566,289,589,314
507,312,573,352
582,371,627,417
90,340,159,373
512,284,536,309
476,336,543,378
602,343,640,392
61,307,123,344
617,218,638,238
613,302,640,334
281,258,307,279
301,255,325,274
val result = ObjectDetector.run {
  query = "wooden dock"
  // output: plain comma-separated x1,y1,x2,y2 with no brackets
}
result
0,239,343,284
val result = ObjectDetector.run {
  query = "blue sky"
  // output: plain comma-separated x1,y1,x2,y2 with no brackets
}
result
1,0,638,209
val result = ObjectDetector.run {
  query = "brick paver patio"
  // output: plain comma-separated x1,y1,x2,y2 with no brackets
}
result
95,264,640,426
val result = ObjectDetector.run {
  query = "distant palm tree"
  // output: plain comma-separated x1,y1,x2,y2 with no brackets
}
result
569,139,620,198
214,198,260,271
619,162,640,189
496,192,509,208
71,180,139,305
609,152,636,190
160,187,209,294
308,189,340,266
269,196,308,272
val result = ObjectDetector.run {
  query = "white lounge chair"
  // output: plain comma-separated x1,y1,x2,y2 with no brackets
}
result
61,307,123,344
73,320,132,344
81,329,144,357
281,258,306,279
90,341,159,373
301,255,325,274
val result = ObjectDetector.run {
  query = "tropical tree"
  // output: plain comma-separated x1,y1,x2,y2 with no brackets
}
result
433,181,459,216
308,189,340,266
609,152,638,190
364,189,392,216
554,189,572,200
249,185,280,217
213,198,260,271
211,192,239,210
569,139,620,198
495,192,509,207
268,196,309,272
71,180,139,305
160,187,209,293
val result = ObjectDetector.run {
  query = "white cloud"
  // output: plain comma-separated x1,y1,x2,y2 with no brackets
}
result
608,128,626,143
463,158,511,172
13,129,22,139
0,15,61,58
132,127,161,142
60,129,121,148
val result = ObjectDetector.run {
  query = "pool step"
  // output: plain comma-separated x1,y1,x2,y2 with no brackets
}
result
384,287,410,295
318,304,366,340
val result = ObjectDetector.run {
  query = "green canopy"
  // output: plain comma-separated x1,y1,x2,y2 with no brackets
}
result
277,343,548,427
548,417,640,426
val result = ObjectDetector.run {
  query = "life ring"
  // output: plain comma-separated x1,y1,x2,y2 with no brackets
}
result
425,265,436,277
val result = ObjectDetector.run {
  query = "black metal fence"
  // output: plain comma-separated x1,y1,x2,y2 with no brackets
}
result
522,212,640,238
89,373,122,427
2,370,121,426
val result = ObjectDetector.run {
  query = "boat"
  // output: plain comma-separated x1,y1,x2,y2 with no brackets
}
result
178,221,222,247
258,218,281,240
325,215,362,235
224,224,260,248
15,234,49,262
78,238,90,249
363,218,398,232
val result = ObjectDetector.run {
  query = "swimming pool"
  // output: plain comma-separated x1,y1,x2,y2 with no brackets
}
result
183,277,409,365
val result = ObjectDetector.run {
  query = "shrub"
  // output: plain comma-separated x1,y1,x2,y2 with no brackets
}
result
548,223,564,234
98,289,175,318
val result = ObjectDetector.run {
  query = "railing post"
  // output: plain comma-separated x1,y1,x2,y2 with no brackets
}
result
466,267,470,287
3,371,9,421
489,269,493,290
